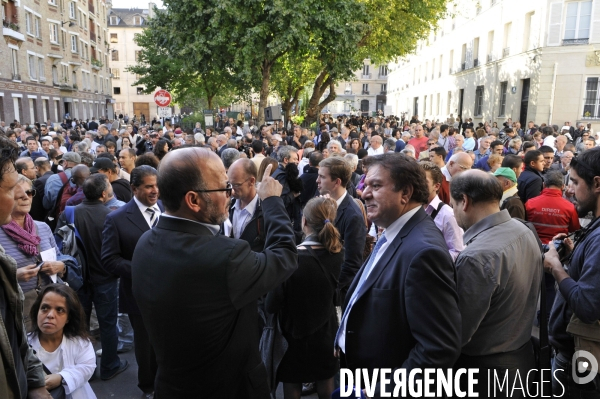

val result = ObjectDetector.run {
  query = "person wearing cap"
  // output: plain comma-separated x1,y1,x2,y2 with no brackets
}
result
494,167,525,220
90,158,133,203
43,151,81,210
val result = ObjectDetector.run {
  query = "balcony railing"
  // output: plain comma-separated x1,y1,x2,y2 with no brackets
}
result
362,91,369,95
503,47,510,57
361,73,371,79
563,38,588,45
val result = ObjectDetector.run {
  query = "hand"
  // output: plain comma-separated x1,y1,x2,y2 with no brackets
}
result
44,374,62,390
553,233,574,257
27,386,52,399
17,264,41,282
40,261,65,276
257,165,282,200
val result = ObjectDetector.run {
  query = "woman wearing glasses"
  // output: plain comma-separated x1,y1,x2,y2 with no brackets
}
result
0,175,69,331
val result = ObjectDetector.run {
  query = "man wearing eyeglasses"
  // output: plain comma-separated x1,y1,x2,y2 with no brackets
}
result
132,148,297,398
224,158,264,252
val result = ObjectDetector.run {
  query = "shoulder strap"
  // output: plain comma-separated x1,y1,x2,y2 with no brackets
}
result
429,201,445,220
304,245,339,288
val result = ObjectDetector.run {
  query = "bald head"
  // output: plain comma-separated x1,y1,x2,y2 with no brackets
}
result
451,169,503,205
158,147,228,216
447,152,473,177
71,164,90,186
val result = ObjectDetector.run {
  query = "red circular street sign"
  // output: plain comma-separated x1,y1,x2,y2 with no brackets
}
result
154,90,172,107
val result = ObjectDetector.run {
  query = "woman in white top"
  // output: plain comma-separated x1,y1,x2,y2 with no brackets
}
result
28,284,97,399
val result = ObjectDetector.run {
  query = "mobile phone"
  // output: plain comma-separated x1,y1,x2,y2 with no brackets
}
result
36,261,44,269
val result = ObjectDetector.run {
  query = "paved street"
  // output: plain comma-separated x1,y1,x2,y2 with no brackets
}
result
89,342,319,399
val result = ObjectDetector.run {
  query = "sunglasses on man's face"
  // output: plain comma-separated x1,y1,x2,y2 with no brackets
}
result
25,189,36,197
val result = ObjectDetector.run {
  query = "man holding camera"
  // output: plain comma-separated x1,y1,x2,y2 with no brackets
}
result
545,147,600,397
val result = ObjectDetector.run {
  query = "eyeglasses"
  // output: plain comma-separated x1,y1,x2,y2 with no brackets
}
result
25,189,36,197
230,178,251,189
192,182,232,197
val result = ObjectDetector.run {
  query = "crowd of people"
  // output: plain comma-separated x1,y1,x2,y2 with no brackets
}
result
0,111,598,399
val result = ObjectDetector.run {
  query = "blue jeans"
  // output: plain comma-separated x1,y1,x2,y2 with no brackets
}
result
553,352,600,398
80,280,121,378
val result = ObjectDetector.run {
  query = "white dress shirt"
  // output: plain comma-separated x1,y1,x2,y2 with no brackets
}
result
336,206,420,352
425,195,464,261
367,146,384,156
232,194,258,239
134,196,161,228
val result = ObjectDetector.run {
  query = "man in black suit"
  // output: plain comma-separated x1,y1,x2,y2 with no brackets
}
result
299,151,322,207
334,153,461,392
30,157,53,220
88,117,99,131
317,156,367,300
225,158,264,252
132,148,297,398
101,166,162,397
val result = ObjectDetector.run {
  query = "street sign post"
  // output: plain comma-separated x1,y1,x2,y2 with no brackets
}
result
154,90,172,107
158,107,172,118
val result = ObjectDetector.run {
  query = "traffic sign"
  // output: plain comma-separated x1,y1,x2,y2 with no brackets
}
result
154,90,172,107
157,107,172,117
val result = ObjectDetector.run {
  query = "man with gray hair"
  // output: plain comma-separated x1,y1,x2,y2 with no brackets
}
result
451,169,542,395
395,131,411,152
221,148,241,171
194,133,205,146
383,138,396,153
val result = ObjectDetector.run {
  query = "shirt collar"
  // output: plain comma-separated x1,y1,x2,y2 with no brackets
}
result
425,195,442,214
336,191,348,207
161,214,221,236
463,210,511,245
383,205,421,243
233,194,259,215
133,196,159,214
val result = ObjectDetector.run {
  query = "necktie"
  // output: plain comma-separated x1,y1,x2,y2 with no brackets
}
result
351,233,387,299
335,233,387,348
146,207,158,228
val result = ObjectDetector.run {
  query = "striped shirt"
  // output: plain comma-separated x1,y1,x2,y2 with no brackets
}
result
0,221,61,293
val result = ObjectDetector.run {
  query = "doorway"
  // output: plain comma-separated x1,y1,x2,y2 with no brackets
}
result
133,102,150,120
458,89,464,120
519,79,530,128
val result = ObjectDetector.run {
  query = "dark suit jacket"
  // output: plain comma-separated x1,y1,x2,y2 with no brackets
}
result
341,208,461,377
299,166,318,206
225,198,265,252
335,193,367,298
131,196,297,398
101,199,164,315
88,121,99,131
30,171,53,221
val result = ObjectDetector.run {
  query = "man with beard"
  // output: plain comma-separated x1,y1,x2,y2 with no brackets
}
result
272,146,303,238
131,148,297,397
545,147,600,397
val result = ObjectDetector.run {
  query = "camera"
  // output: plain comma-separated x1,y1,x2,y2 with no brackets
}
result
542,239,566,258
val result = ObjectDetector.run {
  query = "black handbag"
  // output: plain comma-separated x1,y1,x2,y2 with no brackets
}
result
41,364,66,399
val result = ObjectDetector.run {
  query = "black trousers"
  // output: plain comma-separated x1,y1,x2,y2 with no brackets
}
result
129,313,158,393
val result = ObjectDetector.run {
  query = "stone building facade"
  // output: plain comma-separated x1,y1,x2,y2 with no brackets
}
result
387,0,600,130
0,0,113,126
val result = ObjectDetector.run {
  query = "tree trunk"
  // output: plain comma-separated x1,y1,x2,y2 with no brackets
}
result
207,95,214,110
258,60,273,125
282,101,292,126
303,70,336,126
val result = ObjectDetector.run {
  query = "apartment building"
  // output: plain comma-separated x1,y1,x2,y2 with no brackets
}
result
329,59,388,116
0,0,113,125
109,4,178,121
387,0,600,130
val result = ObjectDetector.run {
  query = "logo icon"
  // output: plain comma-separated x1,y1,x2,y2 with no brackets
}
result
571,350,598,385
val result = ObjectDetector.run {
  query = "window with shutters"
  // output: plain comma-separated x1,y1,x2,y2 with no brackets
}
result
71,35,77,53
583,77,600,118
112,50,118,61
548,2,563,46
474,86,484,116
564,1,592,44
111,68,119,79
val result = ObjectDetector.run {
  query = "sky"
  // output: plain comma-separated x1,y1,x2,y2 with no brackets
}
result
111,0,163,9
